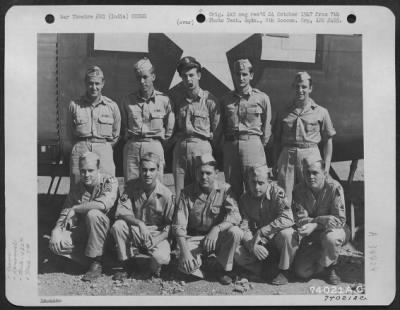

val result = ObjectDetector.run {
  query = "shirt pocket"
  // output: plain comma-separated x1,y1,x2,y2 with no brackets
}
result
304,120,319,134
192,110,210,130
98,115,114,136
246,105,262,125
150,110,165,131
73,113,90,135
208,205,222,220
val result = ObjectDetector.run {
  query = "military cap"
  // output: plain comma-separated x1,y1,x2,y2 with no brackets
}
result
233,58,253,72
85,66,104,79
79,151,100,166
177,56,201,75
195,153,216,167
134,57,154,73
247,165,269,179
141,152,161,167
302,155,324,169
293,71,312,83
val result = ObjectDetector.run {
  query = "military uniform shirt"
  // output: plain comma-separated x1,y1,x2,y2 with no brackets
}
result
121,90,175,140
274,98,336,147
57,173,118,226
220,87,272,145
67,95,121,145
115,179,175,234
239,182,294,241
173,88,220,143
292,177,346,229
173,181,241,237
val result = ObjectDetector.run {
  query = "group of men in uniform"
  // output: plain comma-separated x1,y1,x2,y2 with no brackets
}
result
48,56,349,287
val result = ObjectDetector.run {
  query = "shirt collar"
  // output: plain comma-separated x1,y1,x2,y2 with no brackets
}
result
136,90,156,102
132,179,163,198
289,97,317,111
83,95,105,106
186,88,204,102
234,86,253,98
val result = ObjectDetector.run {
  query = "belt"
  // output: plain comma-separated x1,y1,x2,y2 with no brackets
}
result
77,137,107,143
224,134,258,141
284,143,318,149
178,133,210,141
128,136,162,143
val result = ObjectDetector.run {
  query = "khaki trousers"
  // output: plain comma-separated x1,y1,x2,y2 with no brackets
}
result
111,220,171,274
293,227,348,279
51,209,110,265
234,228,299,274
177,226,243,278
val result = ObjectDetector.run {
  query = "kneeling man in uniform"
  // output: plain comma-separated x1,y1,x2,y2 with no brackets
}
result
235,165,299,285
111,153,175,280
172,153,242,285
292,157,349,285
49,152,118,281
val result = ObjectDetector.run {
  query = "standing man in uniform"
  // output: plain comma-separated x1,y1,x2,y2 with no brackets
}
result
172,56,221,199
67,66,121,190
121,58,175,183
172,154,242,285
273,71,336,204
49,152,118,281
219,59,272,198
111,153,175,280
234,165,299,285
292,157,348,285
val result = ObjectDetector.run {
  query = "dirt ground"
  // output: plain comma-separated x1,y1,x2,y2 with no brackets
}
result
37,160,365,297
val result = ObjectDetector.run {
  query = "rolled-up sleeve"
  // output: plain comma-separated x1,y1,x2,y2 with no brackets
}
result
65,101,76,150
161,194,176,235
222,189,241,225
320,108,336,142
260,188,294,238
261,94,272,146
207,96,221,146
94,177,119,212
56,191,76,227
164,98,175,140
110,102,121,146
172,192,190,238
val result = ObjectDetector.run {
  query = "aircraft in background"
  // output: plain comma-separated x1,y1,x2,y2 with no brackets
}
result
38,33,363,238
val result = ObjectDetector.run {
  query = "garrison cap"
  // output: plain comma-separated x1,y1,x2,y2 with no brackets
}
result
247,165,269,179
141,152,161,167
302,153,324,169
86,66,104,79
79,151,100,165
177,56,201,75
293,71,312,83
195,153,216,167
134,57,154,73
233,58,253,72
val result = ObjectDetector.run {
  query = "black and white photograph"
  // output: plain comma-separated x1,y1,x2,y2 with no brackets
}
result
5,5,396,306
